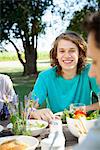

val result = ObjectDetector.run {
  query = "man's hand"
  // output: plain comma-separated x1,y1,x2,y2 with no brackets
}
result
29,108,54,122
85,102,100,112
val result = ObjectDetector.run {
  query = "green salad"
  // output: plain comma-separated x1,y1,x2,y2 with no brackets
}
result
28,121,45,129
61,109,100,124
86,110,100,120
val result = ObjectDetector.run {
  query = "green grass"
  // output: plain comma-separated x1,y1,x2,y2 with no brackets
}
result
0,68,48,101
0,51,49,61
0,51,19,61
38,50,49,60
0,51,50,100
0,61,50,101
13,74,35,101
1,70,35,101
0,50,50,100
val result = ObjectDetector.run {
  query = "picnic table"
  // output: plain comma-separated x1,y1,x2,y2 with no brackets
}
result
0,118,78,150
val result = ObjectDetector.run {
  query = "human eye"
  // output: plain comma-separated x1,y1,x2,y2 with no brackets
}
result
59,49,65,53
69,48,76,53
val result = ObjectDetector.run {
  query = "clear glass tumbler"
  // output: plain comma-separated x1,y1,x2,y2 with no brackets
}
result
70,103,86,113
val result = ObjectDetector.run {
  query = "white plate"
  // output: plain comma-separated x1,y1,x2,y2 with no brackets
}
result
26,119,48,136
6,123,13,129
0,135,39,150
54,112,63,116
0,125,4,132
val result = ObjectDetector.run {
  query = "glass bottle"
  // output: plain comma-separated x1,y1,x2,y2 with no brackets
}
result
41,119,65,150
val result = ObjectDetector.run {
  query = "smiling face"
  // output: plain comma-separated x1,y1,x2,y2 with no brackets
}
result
87,31,100,85
50,32,87,76
56,39,79,73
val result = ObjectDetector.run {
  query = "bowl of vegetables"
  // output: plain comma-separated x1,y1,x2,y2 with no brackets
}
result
26,119,48,136
62,109,100,137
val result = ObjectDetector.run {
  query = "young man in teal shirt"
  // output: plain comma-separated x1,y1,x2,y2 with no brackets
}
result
31,31,99,121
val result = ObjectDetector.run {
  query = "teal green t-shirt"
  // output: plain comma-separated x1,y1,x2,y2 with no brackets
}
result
32,65,99,113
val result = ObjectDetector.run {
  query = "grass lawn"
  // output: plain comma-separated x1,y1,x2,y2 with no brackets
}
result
0,51,49,61
0,51,50,100
0,62,50,101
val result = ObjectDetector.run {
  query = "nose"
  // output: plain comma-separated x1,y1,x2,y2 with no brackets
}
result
89,65,96,78
65,51,71,58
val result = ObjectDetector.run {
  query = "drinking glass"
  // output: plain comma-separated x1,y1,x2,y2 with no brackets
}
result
70,103,86,113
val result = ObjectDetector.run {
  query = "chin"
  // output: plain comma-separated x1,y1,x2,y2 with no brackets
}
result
96,79,100,85
65,65,77,70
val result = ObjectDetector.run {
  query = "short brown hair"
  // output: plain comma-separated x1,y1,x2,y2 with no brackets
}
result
50,31,87,75
83,11,100,48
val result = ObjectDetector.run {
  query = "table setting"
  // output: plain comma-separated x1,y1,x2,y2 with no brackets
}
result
0,117,78,150
0,97,78,150
1,97,99,150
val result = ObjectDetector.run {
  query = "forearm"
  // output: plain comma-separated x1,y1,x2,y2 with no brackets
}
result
86,102,100,112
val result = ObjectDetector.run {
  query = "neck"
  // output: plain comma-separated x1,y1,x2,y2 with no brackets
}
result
61,68,77,80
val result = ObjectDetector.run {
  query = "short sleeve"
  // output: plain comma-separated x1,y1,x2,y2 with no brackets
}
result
89,77,100,94
31,73,47,106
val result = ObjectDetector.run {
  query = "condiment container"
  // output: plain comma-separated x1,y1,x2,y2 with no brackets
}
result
41,119,65,150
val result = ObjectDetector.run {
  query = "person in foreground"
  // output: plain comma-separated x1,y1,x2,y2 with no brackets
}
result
85,12,100,111
30,31,99,122
0,74,16,120
73,11,100,150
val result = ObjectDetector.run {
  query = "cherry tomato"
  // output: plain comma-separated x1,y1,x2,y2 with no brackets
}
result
74,110,86,116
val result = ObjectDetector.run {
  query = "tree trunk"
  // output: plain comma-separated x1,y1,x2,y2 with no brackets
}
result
23,46,37,75
9,36,38,76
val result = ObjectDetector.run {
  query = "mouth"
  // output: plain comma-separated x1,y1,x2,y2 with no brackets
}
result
63,60,73,64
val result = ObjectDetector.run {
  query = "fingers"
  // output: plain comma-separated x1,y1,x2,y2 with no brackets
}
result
29,108,54,122
55,115,61,120
41,109,54,122
29,111,41,120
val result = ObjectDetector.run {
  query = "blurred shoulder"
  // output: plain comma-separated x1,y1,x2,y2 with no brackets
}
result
0,74,11,81
83,64,97,82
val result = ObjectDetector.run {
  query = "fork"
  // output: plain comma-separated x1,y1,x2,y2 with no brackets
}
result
49,131,59,150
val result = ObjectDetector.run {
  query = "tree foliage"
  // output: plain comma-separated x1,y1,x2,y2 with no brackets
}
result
67,0,100,40
0,0,53,75
1,0,100,76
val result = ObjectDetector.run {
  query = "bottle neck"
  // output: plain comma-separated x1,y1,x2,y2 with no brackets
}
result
50,119,63,133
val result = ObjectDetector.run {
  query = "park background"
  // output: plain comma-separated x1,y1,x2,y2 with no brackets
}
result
0,0,99,101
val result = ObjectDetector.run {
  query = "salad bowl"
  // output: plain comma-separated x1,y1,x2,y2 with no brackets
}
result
60,109,99,137
8,119,48,136
26,119,48,136
66,117,97,137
